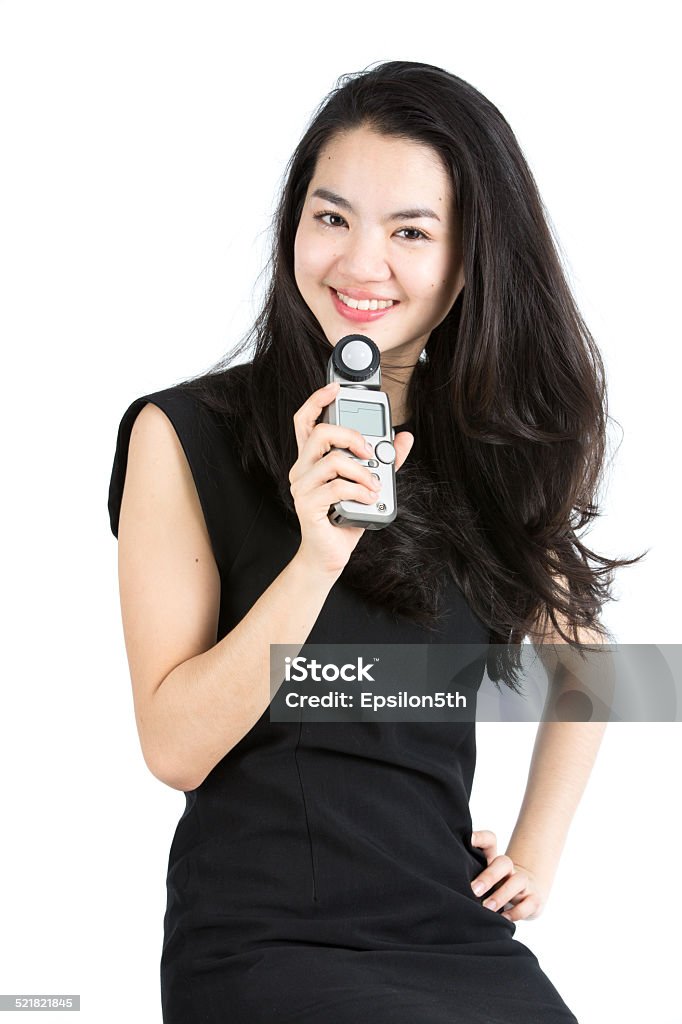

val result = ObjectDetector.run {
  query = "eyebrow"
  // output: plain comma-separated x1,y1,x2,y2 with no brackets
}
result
311,187,441,222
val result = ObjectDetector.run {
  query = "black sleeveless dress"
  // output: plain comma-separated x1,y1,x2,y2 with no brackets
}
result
108,374,579,1024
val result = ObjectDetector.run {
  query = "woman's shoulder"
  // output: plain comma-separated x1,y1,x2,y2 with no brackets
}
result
137,360,254,416
108,362,255,542
118,363,254,454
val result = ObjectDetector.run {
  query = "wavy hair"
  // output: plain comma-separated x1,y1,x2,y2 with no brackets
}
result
178,59,647,692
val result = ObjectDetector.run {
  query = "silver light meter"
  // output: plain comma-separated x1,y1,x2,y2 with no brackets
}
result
321,334,397,529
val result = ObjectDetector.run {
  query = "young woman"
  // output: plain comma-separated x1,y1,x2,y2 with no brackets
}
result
108,60,643,1023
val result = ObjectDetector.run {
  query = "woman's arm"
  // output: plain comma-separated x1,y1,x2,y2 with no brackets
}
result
117,402,342,793
505,602,610,895
504,718,607,894
471,595,612,918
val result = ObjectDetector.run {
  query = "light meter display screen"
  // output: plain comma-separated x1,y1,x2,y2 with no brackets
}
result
338,399,385,437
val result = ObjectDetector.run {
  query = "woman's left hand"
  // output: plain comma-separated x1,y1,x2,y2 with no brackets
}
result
470,829,549,922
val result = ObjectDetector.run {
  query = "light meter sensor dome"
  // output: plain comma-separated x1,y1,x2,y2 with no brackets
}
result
332,335,381,382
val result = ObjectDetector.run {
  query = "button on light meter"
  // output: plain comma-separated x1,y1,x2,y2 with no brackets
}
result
374,440,396,465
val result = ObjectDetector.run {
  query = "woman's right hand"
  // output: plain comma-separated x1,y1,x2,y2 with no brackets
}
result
289,381,414,578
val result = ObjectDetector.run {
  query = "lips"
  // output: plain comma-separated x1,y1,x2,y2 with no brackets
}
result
329,286,399,323
333,286,399,302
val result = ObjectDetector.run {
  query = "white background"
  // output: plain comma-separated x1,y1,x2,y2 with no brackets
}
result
1,1,679,1022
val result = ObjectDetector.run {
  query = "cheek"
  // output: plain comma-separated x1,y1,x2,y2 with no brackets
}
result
295,229,331,282
403,254,451,299
420,251,461,301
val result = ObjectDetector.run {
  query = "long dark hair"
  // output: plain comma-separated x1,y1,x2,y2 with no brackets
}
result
177,59,647,692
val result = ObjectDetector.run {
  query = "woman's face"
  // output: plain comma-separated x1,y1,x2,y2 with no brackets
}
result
294,125,464,360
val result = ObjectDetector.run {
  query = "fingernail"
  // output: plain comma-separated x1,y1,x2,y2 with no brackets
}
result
471,833,477,843
483,899,496,910
472,882,484,896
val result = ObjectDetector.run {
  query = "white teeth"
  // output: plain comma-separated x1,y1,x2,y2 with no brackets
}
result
336,290,394,310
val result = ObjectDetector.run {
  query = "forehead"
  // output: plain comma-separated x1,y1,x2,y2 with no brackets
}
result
310,127,452,211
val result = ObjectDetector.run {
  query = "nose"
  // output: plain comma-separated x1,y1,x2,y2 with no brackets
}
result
334,228,392,284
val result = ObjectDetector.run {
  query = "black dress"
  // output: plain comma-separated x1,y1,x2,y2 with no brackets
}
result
108,374,579,1024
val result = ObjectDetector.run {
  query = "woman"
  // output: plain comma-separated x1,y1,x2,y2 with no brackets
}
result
108,60,643,1022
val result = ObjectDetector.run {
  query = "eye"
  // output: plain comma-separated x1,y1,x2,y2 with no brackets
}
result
396,227,428,241
314,211,347,229
312,211,429,241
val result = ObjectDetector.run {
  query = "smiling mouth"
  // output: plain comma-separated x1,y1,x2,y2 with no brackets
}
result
328,286,400,312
